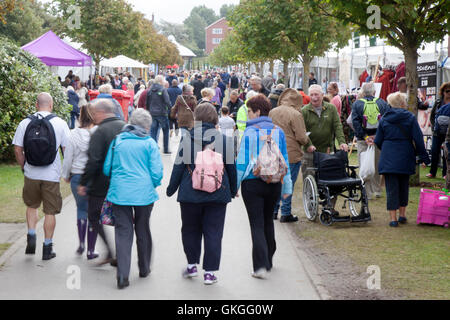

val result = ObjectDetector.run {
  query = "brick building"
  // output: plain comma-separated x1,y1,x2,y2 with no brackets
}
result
205,18,231,55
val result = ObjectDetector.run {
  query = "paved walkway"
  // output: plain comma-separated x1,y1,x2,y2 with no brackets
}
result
0,136,322,300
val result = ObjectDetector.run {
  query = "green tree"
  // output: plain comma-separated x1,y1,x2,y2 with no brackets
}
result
184,5,219,53
219,4,236,19
230,0,350,90
324,0,450,185
156,19,200,55
324,0,450,112
0,0,16,24
0,0,54,46
52,0,140,72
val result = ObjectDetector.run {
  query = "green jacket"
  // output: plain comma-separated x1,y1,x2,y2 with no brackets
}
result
236,103,248,137
301,102,346,153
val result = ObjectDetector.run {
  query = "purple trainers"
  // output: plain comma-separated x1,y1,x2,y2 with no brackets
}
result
182,266,198,278
204,273,218,285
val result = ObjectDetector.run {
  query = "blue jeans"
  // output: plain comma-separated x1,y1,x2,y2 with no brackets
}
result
150,115,170,153
274,162,301,216
70,174,88,220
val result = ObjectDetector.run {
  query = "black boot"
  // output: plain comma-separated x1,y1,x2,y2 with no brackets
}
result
76,219,87,255
42,243,56,260
117,276,129,289
25,234,36,255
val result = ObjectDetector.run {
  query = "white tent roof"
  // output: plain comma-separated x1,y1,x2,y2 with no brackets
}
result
100,55,148,68
168,35,196,58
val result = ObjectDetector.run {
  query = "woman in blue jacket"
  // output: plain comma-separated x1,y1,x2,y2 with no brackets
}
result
374,92,430,227
103,108,163,289
236,94,292,279
166,103,237,285
67,86,80,129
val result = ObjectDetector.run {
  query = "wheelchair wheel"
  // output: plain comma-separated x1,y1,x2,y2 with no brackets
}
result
319,210,333,226
348,189,362,217
303,175,319,221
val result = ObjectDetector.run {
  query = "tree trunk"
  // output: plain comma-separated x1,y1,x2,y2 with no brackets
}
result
302,56,312,94
404,45,420,186
269,60,274,77
283,60,289,87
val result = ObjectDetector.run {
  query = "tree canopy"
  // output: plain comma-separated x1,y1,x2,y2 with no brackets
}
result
0,0,54,46
51,0,181,68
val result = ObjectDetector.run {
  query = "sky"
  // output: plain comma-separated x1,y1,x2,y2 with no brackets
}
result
129,0,240,24
41,0,240,25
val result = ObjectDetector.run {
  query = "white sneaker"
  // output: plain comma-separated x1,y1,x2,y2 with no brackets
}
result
252,268,268,279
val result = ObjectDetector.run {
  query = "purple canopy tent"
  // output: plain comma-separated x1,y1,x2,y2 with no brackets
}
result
21,30,92,67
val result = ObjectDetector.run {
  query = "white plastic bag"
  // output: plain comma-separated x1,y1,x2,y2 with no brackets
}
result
359,145,375,181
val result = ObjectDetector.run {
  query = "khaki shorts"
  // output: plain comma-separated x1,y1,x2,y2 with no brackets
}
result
22,177,62,215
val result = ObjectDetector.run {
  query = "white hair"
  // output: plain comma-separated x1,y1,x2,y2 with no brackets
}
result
67,86,75,92
250,76,262,84
246,90,258,101
387,92,407,109
155,75,165,85
98,84,113,94
129,108,152,131
309,84,323,94
92,98,115,114
361,82,376,97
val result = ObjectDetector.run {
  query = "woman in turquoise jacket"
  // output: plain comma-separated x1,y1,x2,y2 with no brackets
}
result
103,108,163,289
236,94,292,279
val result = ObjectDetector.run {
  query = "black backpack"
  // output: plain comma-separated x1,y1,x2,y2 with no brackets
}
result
23,114,58,166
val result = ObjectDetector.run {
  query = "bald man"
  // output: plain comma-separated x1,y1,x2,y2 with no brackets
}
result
13,93,71,260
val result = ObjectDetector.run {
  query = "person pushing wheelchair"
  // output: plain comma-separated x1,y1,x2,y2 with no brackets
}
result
301,84,348,216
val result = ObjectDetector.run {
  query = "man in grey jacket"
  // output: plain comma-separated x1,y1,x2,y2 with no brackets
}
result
78,99,125,264
147,75,172,154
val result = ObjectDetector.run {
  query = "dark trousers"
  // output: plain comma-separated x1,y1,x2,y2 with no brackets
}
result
180,202,227,272
113,204,154,279
430,135,447,177
384,174,410,211
88,195,113,258
150,115,170,153
241,179,281,272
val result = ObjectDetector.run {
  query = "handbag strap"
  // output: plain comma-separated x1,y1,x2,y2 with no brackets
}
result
180,95,193,113
108,137,118,177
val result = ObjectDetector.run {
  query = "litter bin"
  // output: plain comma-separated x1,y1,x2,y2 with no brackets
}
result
88,90,99,101
112,90,131,121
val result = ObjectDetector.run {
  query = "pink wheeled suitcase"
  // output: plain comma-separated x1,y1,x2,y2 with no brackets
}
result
417,189,450,228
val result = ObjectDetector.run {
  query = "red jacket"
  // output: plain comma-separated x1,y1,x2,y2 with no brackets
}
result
137,89,149,109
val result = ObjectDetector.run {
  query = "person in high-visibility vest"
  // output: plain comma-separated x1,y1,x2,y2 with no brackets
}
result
236,90,259,138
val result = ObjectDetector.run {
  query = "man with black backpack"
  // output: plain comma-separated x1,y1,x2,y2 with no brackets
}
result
147,75,172,154
13,93,70,260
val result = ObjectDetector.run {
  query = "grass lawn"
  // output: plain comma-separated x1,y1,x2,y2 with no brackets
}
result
293,151,450,300
0,164,72,223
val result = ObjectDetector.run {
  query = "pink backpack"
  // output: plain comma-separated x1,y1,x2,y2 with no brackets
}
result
252,125,288,184
187,146,224,193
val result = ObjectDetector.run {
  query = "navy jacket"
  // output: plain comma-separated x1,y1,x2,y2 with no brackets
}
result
167,86,182,107
352,96,390,140
146,83,171,117
67,90,80,115
166,122,237,204
434,103,450,135
374,108,430,175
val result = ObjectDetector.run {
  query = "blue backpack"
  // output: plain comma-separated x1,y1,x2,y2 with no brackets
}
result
434,103,450,137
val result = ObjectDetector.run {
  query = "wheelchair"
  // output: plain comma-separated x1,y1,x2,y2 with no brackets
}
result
302,151,371,226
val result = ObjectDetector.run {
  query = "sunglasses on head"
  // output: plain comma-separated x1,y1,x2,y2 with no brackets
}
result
446,90,450,94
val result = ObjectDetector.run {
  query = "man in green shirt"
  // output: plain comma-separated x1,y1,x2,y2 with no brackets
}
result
301,85,348,216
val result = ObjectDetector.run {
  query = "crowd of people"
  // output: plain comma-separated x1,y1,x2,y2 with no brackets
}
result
12,64,450,290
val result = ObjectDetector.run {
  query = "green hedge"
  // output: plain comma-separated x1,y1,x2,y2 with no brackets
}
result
0,37,70,162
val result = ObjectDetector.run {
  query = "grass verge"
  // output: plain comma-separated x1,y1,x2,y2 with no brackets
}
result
0,243,12,258
0,164,72,223
292,151,449,300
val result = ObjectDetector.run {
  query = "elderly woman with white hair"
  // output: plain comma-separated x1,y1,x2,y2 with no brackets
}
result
374,92,430,227
103,108,163,289
97,84,125,120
